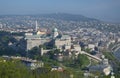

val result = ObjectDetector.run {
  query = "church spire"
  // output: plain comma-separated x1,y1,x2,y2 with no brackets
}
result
35,20,38,32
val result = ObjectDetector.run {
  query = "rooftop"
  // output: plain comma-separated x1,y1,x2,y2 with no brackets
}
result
25,35,42,39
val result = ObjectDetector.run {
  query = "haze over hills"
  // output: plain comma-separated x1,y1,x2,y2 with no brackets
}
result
0,13,120,33
36,13,100,22
0,0,120,23
0,13,100,22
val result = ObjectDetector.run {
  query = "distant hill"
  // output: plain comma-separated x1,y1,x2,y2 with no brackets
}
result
0,13,119,33
37,13,100,22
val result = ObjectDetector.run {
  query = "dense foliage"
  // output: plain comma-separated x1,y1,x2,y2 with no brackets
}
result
0,58,31,78
0,31,26,56
0,58,72,78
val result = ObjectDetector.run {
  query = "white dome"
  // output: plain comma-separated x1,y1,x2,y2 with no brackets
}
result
53,28,58,32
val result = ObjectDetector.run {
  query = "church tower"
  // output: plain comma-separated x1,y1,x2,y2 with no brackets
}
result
35,20,38,32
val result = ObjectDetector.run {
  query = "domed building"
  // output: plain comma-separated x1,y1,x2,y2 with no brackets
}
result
25,27,71,51
53,28,58,32
52,28,59,38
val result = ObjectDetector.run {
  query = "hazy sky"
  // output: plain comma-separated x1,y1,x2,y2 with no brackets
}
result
0,0,120,22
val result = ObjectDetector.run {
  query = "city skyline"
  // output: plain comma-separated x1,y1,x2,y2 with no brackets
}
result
0,0,120,23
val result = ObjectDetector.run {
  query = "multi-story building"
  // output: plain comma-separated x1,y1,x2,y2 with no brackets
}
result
25,28,71,51
25,34,51,50
55,35,71,50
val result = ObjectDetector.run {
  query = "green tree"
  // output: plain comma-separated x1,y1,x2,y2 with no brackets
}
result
74,54,89,68
28,46,40,60
0,58,32,78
